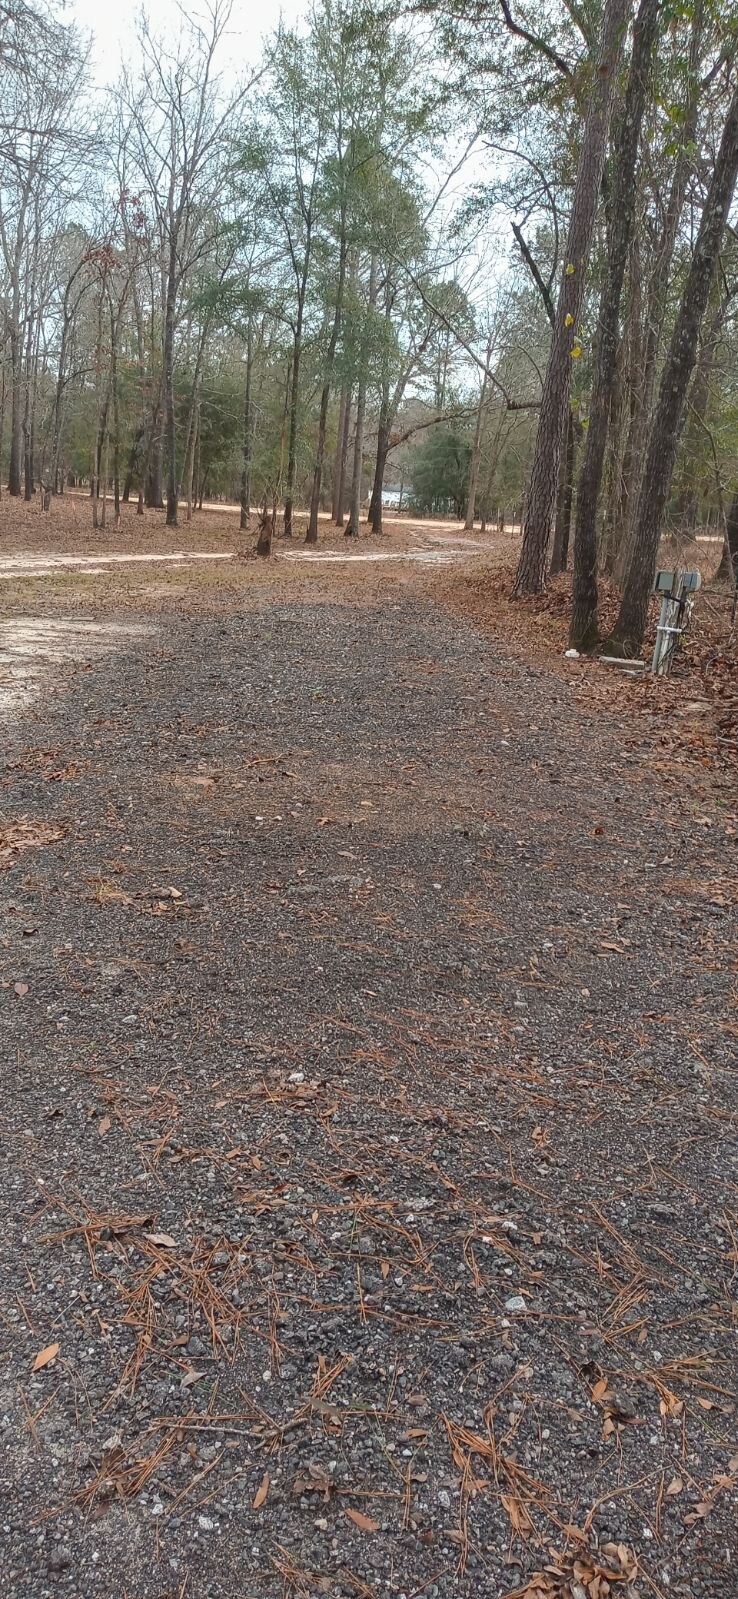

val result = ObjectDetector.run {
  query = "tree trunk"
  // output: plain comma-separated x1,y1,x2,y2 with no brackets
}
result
284,287,307,538
345,383,366,537
186,388,200,522
345,256,377,538
145,385,164,508
715,489,738,587
122,425,144,504
332,388,348,523
464,368,489,530
512,0,630,596
164,236,178,527
110,305,121,529
368,411,391,536
307,233,348,545
8,316,23,497
550,407,576,574
22,300,36,500
569,0,659,649
612,80,738,651
240,321,254,532
335,388,352,526
616,1,705,579
674,282,725,529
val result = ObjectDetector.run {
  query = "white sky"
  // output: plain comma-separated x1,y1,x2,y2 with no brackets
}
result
70,0,306,83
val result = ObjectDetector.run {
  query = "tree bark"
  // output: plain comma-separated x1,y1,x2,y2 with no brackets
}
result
186,387,200,523
164,235,178,527
550,407,576,574
715,489,738,587
464,356,490,530
345,380,366,537
345,256,377,537
368,411,391,536
512,0,630,596
145,380,164,508
240,321,254,532
307,232,348,544
612,80,738,651
569,0,660,649
284,263,310,538
616,0,705,580
332,387,349,523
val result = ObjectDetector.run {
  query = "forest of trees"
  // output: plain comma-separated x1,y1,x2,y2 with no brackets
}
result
2,0,738,648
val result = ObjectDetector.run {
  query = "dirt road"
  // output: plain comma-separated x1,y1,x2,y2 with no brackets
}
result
0,546,736,1598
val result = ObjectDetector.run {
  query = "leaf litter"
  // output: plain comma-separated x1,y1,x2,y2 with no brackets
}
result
0,506,736,1597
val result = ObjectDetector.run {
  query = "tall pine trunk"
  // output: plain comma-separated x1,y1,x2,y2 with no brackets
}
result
332,388,349,524
513,0,630,596
368,408,390,535
550,407,576,574
464,359,489,530
345,255,377,538
613,81,738,651
307,231,348,545
240,321,254,533
716,489,738,588
164,236,178,527
570,0,660,649
616,1,704,580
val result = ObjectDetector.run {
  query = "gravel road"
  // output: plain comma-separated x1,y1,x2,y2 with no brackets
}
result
1,593,736,1599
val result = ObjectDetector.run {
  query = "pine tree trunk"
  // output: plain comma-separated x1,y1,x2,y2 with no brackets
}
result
570,0,659,649
613,80,738,651
307,233,348,545
334,388,351,526
715,489,738,587
345,381,366,537
550,408,576,575
368,412,390,536
464,353,490,530
240,322,254,532
332,388,348,523
345,255,377,537
8,316,23,497
616,2,705,578
186,389,200,523
145,379,164,509
512,0,630,596
284,288,307,539
164,236,178,527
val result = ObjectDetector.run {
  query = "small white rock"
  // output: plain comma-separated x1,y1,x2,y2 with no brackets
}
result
504,1295,527,1313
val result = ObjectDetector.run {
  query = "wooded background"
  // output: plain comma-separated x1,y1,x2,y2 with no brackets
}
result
1,0,737,647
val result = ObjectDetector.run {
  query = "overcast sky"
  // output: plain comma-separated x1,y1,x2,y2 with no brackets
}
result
69,0,306,82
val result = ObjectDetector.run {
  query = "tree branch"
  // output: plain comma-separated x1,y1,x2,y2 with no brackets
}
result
511,222,555,327
499,0,573,77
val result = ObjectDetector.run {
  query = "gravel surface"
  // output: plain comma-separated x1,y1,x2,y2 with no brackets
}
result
1,586,736,1599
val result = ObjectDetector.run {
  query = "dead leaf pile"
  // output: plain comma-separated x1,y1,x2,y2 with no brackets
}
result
516,1540,639,1598
0,817,66,866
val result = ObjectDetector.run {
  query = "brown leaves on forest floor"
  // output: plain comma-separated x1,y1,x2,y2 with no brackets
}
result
3,510,737,1597
429,555,737,790
0,816,67,865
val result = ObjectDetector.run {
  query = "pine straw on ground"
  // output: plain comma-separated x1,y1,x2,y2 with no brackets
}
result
0,502,736,1599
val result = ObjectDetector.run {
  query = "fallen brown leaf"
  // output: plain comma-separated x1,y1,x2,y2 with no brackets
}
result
32,1342,60,1371
253,1470,270,1508
345,1508,380,1533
